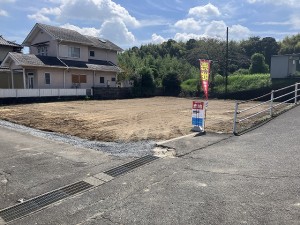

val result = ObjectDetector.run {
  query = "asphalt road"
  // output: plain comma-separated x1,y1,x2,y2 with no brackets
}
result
0,106,300,224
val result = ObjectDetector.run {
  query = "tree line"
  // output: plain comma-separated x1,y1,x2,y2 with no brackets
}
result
117,33,300,95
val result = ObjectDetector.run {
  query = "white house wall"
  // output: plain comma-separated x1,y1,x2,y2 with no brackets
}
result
106,51,117,64
29,30,57,56
66,69,93,89
94,71,116,87
59,42,89,62
89,48,117,64
34,68,64,89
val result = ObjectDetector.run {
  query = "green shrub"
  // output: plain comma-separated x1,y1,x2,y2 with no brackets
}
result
181,79,199,92
233,68,249,75
249,53,269,74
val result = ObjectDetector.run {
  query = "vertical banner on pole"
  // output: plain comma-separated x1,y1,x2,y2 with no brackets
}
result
199,59,211,100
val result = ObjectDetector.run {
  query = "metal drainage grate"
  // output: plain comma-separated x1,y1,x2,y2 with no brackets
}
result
104,155,159,177
0,181,93,223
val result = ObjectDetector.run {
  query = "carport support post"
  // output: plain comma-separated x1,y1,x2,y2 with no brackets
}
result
11,70,14,89
233,101,238,135
23,68,26,89
270,90,274,117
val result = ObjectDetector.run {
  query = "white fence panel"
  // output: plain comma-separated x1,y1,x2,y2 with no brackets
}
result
0,89,87,98
17,89,39,97
39,89,59,97
0,89,16,98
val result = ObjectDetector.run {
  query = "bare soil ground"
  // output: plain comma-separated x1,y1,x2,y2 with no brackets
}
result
0,97,269,142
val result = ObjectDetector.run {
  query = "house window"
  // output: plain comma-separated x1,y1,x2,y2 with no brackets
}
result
111,77,116,82
45,73,51,84
100,77,105,83
72,74,86,84
90,51,95,57
69,47,80,58
37,46,48,56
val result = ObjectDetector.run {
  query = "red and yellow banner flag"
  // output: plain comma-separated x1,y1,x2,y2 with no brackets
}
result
199,59,211,100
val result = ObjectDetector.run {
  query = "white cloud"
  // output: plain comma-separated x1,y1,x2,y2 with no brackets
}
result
188,3,221,19
229,24,251,40
60,23,101,37
172,22,250,43
204,20,227,38
40,7,61,16
289,15,300,30
151,33,166,44
0,9,8,16
27,13,50,23
60,19,135,46
173,33,206,42
27,0,138,47
99,18,135,44
27,7,61,22
205,21,250,40
174,18,202,32
56,0,139,27
28,0,140,27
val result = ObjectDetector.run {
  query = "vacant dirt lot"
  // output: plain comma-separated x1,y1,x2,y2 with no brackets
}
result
0,97,264,142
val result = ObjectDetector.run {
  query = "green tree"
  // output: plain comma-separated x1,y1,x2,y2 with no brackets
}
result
279,34,300,54
162,72,182,96
137,67,156,97
249,53,269,74
240,36,262,58
260,37,279,67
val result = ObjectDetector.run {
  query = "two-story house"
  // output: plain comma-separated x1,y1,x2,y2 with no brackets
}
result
0,35,23,88
0,23,123,89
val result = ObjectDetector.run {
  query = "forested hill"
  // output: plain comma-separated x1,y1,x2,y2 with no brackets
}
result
117,34,300,86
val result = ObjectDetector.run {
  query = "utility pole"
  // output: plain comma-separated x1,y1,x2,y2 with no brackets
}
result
225,27,229,99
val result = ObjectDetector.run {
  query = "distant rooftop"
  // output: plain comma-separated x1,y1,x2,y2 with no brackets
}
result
0,35,22,48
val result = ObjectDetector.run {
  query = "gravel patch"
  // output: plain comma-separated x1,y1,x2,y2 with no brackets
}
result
0,120,156,157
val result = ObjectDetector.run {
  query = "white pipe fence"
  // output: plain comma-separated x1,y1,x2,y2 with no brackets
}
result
0,89,87,98
233,83,300,134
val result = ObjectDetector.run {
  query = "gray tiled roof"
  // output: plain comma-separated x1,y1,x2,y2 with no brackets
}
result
7,52,122,72
85,35,123,52
38,23,93,45
0,35,22,47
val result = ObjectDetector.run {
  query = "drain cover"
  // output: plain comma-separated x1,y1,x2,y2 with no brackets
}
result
104,155,159,177
0,181,93,223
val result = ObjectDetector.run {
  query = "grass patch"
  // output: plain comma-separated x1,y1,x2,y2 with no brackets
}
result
215,73,271,93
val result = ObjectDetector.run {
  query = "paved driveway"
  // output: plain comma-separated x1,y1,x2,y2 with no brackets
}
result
0,106,300,224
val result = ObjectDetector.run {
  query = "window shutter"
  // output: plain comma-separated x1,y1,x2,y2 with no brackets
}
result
80,75,87,83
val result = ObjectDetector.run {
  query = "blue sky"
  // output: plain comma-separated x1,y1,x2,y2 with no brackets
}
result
0,0,299,49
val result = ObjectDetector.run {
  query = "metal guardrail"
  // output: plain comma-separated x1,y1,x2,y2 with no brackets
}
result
233,83,300,134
